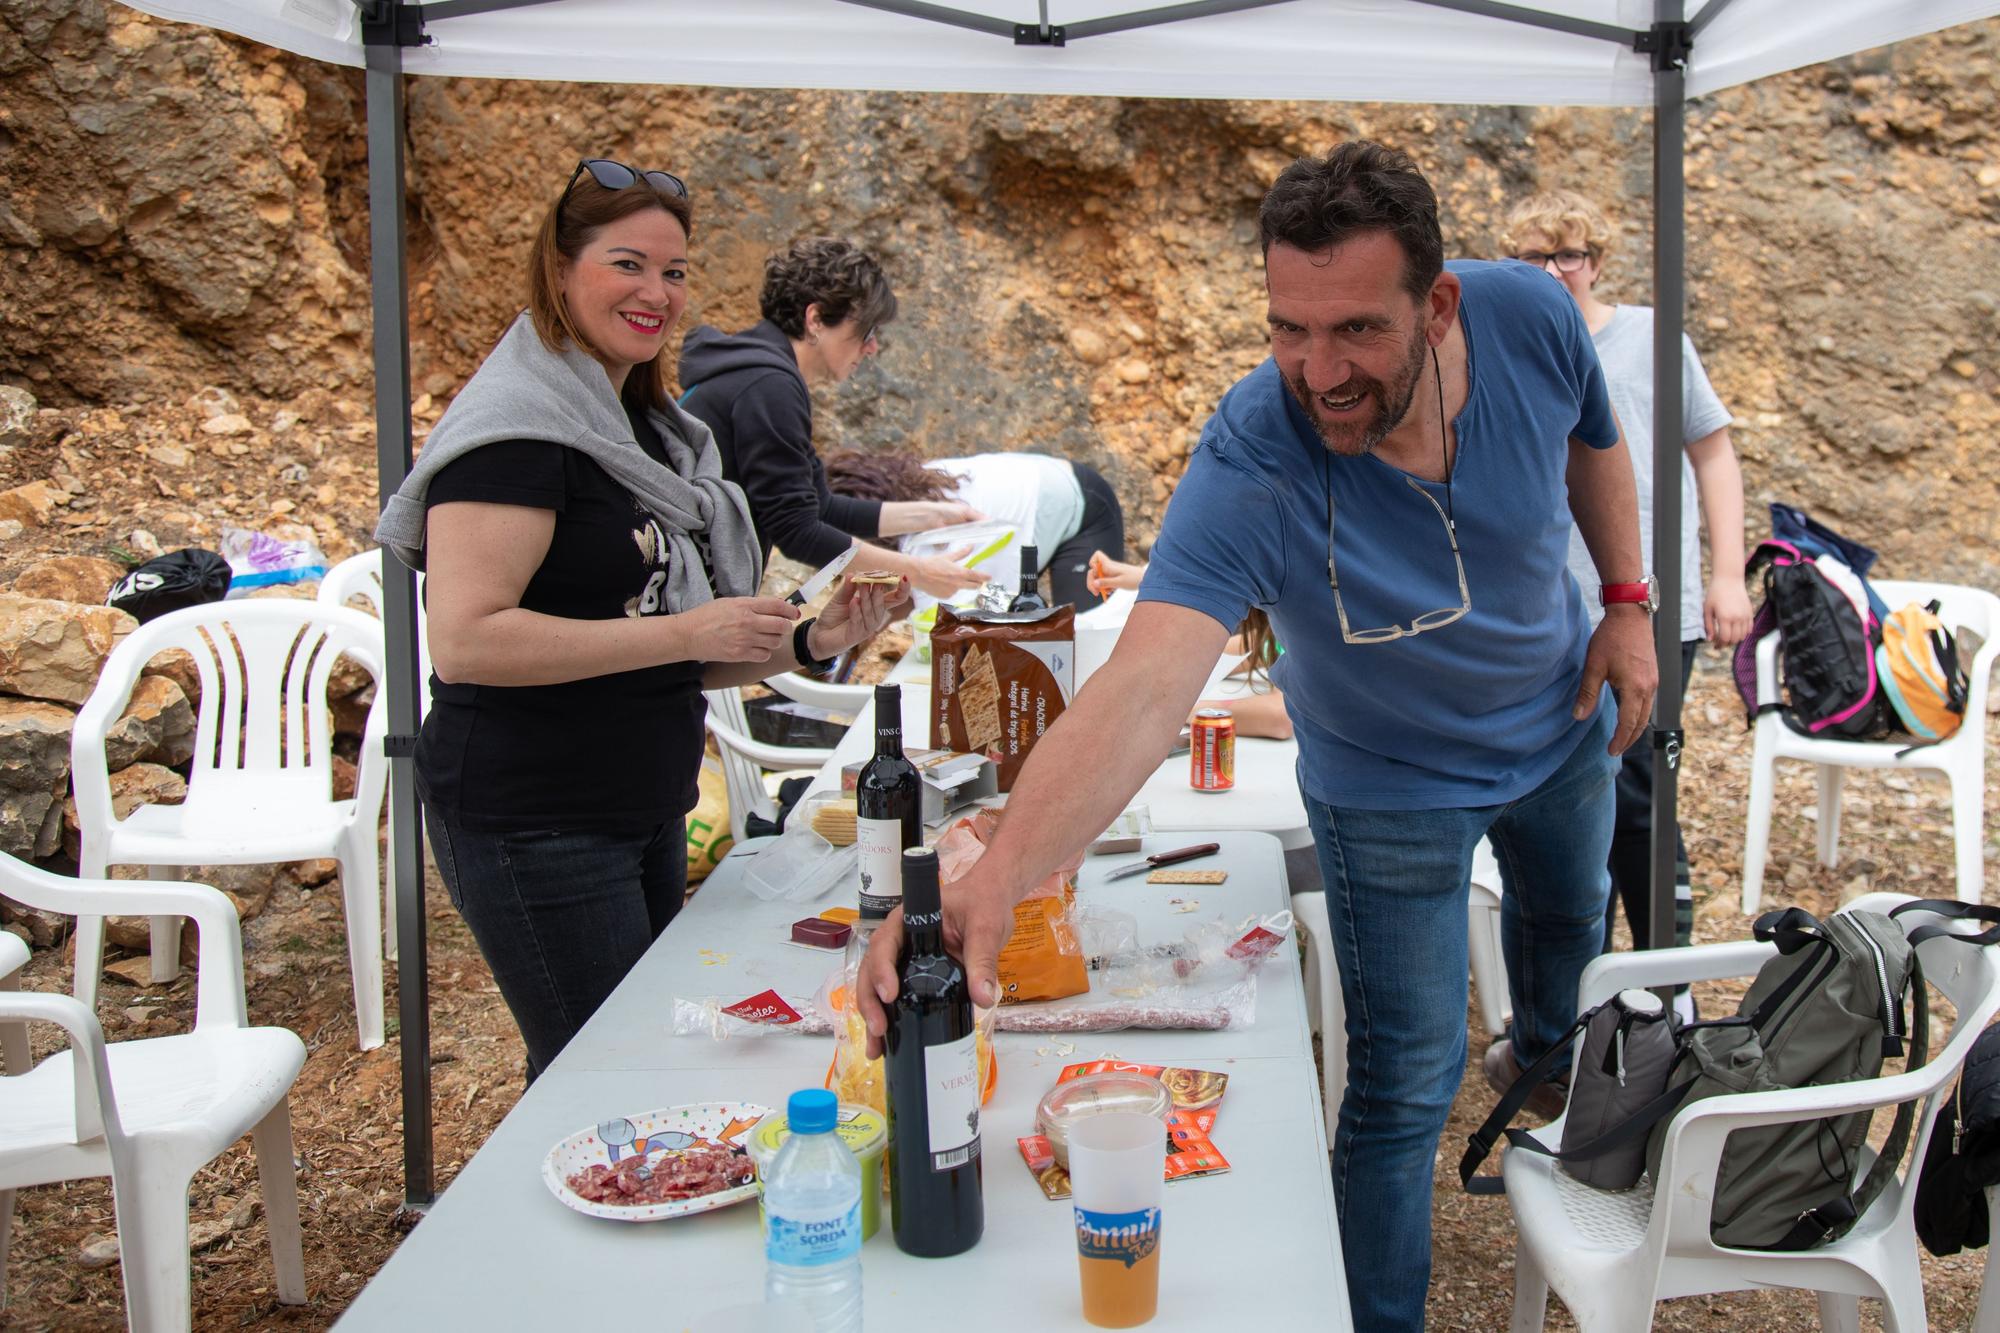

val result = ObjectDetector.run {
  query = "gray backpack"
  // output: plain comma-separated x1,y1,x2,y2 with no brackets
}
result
1464,900,1998,1250
1461,988,1680,1194
1645,906,1924,1249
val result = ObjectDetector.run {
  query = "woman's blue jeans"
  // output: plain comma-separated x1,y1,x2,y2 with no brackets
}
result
1308,709,1616,1331
425,808,687,1081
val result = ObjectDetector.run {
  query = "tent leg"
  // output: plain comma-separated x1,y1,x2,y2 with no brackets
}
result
1649,0,1688,983
364,3,435,1212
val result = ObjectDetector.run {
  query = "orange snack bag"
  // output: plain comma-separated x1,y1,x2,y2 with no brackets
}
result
936,809,1088,1004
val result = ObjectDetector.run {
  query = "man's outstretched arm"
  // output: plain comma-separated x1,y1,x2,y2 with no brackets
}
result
858,600,1231,1053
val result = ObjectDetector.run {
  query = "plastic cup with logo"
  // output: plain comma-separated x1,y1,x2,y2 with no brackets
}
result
1067,1111,1165,1328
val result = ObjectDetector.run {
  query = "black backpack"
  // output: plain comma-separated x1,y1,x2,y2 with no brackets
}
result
1916,1022,2000,1256
1735,538,1895,741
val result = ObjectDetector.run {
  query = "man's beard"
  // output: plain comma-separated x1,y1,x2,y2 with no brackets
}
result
1284,334,1429,457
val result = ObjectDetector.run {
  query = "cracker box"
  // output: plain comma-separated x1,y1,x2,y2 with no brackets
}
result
930,604,1075,792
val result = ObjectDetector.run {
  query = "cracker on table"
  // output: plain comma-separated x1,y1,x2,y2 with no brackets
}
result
1148,868,1229,885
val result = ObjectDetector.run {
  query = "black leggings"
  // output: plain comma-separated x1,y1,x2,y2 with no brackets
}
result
1605,639,1700,954
1047,462,1126,611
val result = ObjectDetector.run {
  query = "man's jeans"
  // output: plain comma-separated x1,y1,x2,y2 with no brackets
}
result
1308,708,1616,1331
425,809,687,1081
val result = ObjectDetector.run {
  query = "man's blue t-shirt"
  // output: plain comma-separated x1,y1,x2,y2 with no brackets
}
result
1138,260,1619,811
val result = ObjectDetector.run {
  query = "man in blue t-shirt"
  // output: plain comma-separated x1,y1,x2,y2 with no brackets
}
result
859,142,1657,1330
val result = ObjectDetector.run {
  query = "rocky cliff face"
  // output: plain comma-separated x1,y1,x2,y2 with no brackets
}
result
2,0,1995,587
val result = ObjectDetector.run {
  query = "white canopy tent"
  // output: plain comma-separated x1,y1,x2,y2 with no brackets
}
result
112,0,2000,1207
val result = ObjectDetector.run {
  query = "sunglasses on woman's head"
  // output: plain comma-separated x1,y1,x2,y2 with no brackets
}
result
558,158,688,220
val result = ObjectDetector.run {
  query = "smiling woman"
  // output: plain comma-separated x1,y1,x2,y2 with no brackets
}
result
370,160,910,1081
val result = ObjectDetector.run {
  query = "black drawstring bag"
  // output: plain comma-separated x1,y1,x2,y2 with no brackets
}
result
106,549,233,623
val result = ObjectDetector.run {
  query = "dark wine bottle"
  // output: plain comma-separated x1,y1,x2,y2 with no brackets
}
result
1008,543,1048,612
886,847,983,1257
854,684,920,922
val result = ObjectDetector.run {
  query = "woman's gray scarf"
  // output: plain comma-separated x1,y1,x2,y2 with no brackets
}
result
375,313,762,612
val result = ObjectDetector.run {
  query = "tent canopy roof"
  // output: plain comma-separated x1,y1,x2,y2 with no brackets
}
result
120,0,1997,106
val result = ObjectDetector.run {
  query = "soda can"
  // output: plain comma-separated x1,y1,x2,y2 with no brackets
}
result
1189,708,1234,792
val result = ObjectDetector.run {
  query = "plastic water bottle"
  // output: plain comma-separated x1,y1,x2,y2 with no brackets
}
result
764,1089,863,1332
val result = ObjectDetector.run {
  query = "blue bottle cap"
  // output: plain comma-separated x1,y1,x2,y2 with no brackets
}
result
788,1088,837,1134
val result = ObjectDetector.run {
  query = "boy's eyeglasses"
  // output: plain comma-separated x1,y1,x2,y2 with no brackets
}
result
558,158,688,222
1514,249,1592,274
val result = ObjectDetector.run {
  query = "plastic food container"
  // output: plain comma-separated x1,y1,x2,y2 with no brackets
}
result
1034,1071,1171,1169
749,1103,889,1240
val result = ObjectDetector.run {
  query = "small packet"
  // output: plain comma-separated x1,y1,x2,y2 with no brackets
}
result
671,989,829,1040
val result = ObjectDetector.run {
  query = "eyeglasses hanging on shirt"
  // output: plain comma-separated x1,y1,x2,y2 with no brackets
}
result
1324,347,1469,646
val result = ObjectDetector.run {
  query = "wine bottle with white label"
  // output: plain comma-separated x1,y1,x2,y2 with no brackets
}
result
885,847,983,1257
854,683,920,922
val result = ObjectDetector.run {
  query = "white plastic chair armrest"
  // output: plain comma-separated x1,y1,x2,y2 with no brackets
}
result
1578,940,1778,1012
50,879,248,1031
0,990,117,1142
764,671,873,713
345,633,392,817
704,713,834,771
1753,629,1782,709
71,635,159,836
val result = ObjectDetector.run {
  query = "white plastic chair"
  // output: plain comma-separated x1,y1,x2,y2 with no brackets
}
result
701,688,835,844
1503,892,2000,1333
0,930,26,1076
317,548,429,963
71,600,390,1051
763,670,872,714
1743,580,1998,913
1292,888,1342,1147
0,853,307,1330
1469,838,1507,1039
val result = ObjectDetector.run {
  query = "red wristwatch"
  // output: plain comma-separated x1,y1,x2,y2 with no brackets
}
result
1600,575,1659,613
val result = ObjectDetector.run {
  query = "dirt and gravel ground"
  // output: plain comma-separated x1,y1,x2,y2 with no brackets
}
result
0,645,1993,1329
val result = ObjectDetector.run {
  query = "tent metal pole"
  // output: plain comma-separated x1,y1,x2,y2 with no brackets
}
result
363,0,435,1211
1401,0,1636,45
1649,0,1688,984
827,0,1016,37
1688,0,1742,42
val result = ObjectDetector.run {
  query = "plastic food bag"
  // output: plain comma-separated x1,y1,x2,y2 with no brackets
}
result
106,548,232,622
220,526,328,596
821,969,996,1114
991,975,1258,1034
671,989,830,1040
936,809,1088,1003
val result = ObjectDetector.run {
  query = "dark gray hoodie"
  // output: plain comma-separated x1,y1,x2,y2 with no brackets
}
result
679,320,881,567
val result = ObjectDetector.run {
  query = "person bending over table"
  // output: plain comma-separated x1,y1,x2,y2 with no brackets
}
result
679,236,986,600
1089,553,1291,740
375,160,907,1082
823,448,1127,611
1504,189,1752,1023
858,142,1655,1333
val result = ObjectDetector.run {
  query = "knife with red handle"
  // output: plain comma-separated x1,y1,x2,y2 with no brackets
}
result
1102,842,1222,881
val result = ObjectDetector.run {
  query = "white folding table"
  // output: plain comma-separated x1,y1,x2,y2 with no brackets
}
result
802,652,1311,851
337,831,1350,1331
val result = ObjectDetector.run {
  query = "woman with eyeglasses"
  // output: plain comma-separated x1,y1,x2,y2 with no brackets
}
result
679,236,988,600
1503,188,1751,1021
375,160,908,1080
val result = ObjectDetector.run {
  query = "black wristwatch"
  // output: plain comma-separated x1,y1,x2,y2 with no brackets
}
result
793,616,837,673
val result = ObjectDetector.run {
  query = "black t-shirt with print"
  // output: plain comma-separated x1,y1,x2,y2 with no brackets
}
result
414,408,711,831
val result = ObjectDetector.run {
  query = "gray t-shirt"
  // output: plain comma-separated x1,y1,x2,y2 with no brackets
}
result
1565,305,1732,641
